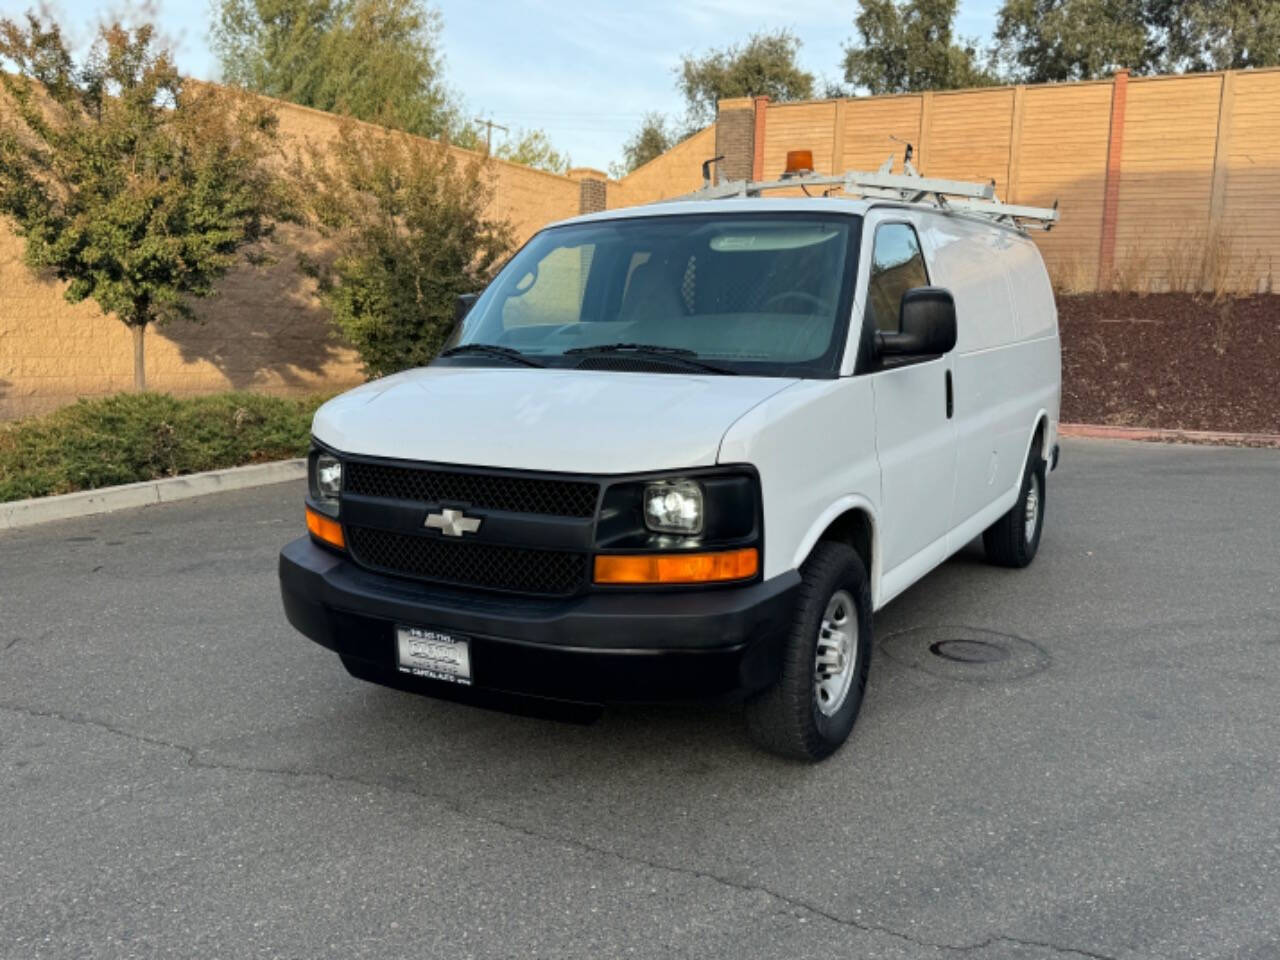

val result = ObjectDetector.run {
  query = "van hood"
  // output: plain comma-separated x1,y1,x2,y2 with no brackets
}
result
312,366,798,474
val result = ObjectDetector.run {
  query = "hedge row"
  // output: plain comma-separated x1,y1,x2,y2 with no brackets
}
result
0,392,326,503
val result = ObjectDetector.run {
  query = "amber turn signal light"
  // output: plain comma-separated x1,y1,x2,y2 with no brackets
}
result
594,548,759,585
306,505,346,550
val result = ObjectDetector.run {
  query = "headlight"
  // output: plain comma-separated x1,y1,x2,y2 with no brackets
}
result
644,480,703,535
308,448,342,517
316,454,343,499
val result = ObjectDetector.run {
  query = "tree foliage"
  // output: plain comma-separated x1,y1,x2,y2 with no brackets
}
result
494,128,570,174
0,14,280,390
1152,0,1280,72
677,30,815,128
293,124,513,377
212,0,465,139
994,0,1280,82
994,0,1152,81
844,0,994,94
613,112,674,177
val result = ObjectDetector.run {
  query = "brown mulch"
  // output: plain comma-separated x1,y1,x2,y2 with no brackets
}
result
1059,293,1280,435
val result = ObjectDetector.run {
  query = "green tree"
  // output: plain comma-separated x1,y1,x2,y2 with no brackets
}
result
293,123,513,377
0,14,280,390
678,30,815,128
612,112,674,177
494,128,570,174
844,0,995,94
212,0,465,139
1151,0,1280,71
993,0,1150,82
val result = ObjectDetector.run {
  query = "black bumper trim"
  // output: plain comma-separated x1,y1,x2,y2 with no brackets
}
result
279,537,800,705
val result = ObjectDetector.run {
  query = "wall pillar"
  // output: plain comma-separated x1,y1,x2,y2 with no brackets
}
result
1208,70,1238,227
714,97,755,184
567,167,608,214
1097,69,1131,290
751,95,769,180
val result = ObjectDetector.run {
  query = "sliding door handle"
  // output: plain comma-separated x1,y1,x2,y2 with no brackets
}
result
945,370,954,419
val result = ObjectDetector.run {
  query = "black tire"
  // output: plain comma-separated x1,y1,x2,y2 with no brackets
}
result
983,440,1046,568
745,542,873,762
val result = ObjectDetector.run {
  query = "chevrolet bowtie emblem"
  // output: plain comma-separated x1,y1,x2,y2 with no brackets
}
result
425,507,482,537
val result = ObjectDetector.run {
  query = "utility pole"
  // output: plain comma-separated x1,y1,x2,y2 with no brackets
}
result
473,117,509,154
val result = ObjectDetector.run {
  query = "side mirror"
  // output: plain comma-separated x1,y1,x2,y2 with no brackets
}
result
877,287,958,357
454,292,480,326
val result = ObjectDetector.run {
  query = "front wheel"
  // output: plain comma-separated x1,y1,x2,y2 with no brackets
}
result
745,542,873,762
983,442,1046,568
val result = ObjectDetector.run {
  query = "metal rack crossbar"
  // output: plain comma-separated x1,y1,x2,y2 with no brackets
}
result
666,157,1060,232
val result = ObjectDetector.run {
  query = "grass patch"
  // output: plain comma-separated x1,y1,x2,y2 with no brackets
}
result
0,392,327,503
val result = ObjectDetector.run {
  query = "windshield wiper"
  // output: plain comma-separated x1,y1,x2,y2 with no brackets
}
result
563,342,737,375
439,343,544,367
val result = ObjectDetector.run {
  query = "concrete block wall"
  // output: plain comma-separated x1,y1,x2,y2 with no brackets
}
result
751,67,1280,293
5,68,1278,420
0,93,585,420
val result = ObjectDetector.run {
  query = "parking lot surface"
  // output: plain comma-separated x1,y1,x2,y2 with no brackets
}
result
2,438,1278,959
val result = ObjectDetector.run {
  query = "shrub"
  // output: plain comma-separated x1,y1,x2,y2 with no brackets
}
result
0,392,325,502
293,121,514,379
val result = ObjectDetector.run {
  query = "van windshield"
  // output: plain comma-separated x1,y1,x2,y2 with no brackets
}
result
444,212,860,378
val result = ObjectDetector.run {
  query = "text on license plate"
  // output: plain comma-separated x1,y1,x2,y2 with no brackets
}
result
396,626,472,685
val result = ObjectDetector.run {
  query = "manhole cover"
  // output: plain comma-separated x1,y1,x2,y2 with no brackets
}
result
881,626,1050,682
928,639,1011,664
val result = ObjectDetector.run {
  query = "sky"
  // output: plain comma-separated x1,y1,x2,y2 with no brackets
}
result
36,0,1004,172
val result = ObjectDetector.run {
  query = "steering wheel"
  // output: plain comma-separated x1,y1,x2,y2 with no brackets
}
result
762,291,827,312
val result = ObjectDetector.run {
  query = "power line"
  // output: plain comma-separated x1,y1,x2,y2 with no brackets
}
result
473,117,510,154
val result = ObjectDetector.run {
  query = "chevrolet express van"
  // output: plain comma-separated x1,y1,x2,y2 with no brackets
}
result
280,171,1061,760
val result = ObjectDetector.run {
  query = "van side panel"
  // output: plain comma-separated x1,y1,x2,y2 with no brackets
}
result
718,378,882,591
920,216,1059,538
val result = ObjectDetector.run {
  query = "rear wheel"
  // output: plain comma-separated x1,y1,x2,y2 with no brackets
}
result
745,542,873,762
983,439,1046,568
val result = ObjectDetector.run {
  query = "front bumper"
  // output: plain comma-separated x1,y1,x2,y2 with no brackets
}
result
279,537,800,706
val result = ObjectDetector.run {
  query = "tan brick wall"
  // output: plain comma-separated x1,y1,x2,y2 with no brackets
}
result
7,70,1280,420
1014,81,1113,287
842,96,924,172
607,125,717,208
755,68,1280,294
1112,75,1222,289
1222,71,1280,288
0,93,583,420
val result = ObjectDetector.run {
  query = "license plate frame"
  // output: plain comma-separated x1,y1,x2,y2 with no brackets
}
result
395,625,472,686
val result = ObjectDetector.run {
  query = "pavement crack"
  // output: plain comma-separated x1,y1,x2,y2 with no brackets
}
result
0,701,1123,960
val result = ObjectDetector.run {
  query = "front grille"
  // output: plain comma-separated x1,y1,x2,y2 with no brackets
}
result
347,526,588,596
344,461,598,518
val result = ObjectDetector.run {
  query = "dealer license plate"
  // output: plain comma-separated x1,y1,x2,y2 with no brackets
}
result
396,626,472,685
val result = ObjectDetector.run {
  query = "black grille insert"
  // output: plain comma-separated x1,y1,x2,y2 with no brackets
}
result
344,461,598,518
346,526,588,596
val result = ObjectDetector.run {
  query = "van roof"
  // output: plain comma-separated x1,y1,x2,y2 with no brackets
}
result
553,196,876,229
550,196,1033,238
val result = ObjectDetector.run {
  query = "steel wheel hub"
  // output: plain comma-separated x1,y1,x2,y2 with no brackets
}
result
814,589,858,717
1024,473,1041,544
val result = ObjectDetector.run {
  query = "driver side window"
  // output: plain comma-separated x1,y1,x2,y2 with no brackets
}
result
867,223,929,333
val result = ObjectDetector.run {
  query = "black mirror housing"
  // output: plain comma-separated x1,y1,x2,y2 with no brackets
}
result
877,287,958,358
454,292,480,326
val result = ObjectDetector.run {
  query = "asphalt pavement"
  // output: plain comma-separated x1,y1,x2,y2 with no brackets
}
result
2,438,1278,959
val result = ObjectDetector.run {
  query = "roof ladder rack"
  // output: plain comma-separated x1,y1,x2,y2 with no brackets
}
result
667,155,1060,232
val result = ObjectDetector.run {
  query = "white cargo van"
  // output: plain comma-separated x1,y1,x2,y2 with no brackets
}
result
280,160,1062,760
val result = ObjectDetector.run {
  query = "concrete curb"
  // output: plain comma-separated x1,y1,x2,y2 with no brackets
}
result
1059,423,1280,448
0,459,306,531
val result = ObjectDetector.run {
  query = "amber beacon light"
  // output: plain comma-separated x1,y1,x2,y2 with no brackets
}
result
594,548,759,585
783,150,815,177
